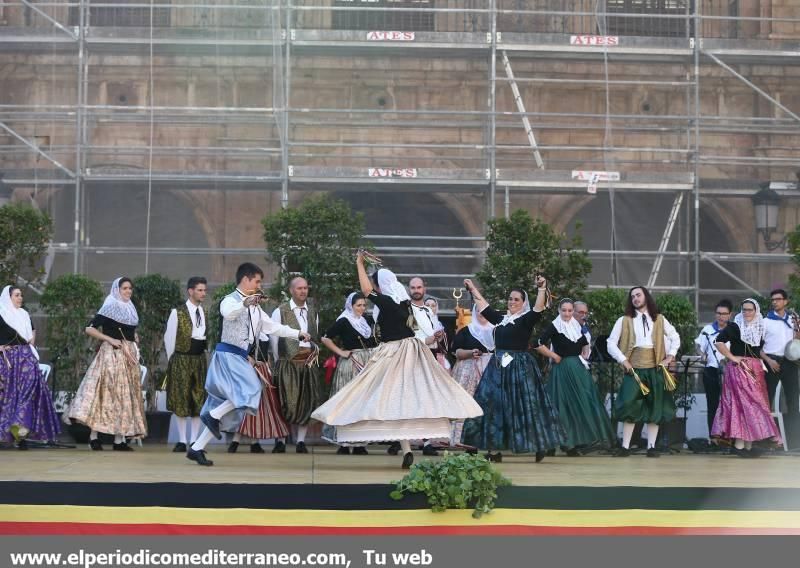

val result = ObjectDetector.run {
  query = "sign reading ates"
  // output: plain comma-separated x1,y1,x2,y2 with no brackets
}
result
368,168,418,178
569,35,619,46
367,31,416,41
572,170,621,194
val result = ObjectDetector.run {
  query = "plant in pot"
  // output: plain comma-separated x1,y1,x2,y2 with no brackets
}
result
132,274,182,442
40,274,104,443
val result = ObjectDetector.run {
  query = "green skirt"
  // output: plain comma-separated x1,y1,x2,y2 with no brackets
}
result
613,366,676,424
165,352,208,417
546,356,615,448
273,360,327,426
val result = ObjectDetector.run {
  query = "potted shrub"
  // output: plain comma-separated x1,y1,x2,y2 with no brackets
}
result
40,274,104,443
131,274,182,442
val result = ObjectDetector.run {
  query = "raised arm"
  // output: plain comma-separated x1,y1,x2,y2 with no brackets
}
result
357,252,374,297
463,279,488,312
532,275,548,312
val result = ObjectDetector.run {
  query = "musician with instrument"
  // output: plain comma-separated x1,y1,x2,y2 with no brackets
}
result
186,263,310,467
761,289,800,440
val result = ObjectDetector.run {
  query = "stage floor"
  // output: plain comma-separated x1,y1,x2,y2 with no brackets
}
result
1,444,799,488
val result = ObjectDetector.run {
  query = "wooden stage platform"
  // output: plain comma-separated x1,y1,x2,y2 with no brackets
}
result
2,444,800,535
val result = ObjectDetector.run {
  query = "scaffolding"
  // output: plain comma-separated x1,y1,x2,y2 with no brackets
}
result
0,1,798,310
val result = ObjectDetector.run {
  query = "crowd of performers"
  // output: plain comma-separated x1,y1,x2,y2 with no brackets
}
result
0,256,798,467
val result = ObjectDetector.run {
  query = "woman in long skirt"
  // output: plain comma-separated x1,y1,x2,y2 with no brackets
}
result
461,278,565,462
320,292,378,454
68,277,147,451
535,299,615,455
711,298,781,457
0,286,60,448
449,305,494,445
312,252,483,468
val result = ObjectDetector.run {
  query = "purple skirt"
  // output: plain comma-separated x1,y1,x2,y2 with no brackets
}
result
0,344,61,442
711,357,780,443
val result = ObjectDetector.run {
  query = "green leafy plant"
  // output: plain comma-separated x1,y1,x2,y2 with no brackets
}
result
0,203,53,286
475,210,592,308
40,274,104,403
582,287,628,399
788,224,800,306
262,194,368,331
131,274,182,410
656,293,698,356
390,452,511,518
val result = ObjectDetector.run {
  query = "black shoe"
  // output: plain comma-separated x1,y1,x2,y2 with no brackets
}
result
89,439,103,451
200,410,221,440
336,446,351,455
535,451,545,463
113,442,134,452
566,448,581,457
731,447,750,458
646,448,660,458
272,440,286,454
186,448,214,466
173,442,187,453
387,441,401,455
16,439,28,451
296,441,309,454
422,444,439,456
484,451,503,463
748,447,763,458
465,447,478,455
352,446,369,455
227,441,239,453
402,452,414,469
614,447,630,457
250,443,265,454
546,448,556,457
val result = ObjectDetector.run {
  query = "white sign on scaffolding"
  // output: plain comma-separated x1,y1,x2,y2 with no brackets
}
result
367,31,416,41
569,35,619,46
571,170,620,194
368,168,418,178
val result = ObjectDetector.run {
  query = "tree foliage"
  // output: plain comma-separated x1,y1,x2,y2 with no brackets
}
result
40,274,104,401
787,224,800,308
475,210,592,307
656,293,698,355
206,282,237,349
262,194,367,330
132,274,182,409
0,203,53,286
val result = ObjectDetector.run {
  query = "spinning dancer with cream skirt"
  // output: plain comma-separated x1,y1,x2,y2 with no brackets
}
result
312,251,483,469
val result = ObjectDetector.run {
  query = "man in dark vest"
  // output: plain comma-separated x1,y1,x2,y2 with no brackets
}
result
270,276,326,453
164,276,208,452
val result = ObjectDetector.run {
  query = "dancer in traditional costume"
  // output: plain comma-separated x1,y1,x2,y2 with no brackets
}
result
535,298,615,455
312,252,483,469
712,299,781,457
68,277,146,451
270,277,326,454
694,299,732,441
0,286,60,448
607,286,680,457
449,305,494,446
461,278,564,463
164,276,208,452
320,292,377,455
424,297,451,371
186,263,310,466
229,333,288,454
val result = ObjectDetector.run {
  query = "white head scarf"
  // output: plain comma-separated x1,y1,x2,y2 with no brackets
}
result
552,299,584,342
337,292,372,338
498,289,531,327
97,277,139,326
734,298,765,347
0,285,34,342
468,304,495,351
372,269,410,321
424,298,445,332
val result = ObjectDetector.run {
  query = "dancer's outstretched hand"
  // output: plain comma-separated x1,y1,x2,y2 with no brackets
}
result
463,278,474,292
